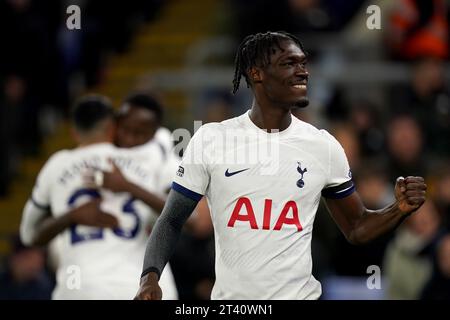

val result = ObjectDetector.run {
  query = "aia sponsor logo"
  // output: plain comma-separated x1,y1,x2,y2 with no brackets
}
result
227,197,303,232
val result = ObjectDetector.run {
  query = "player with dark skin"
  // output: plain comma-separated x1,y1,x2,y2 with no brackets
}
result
135,31,427,300
115,99,160,149
79,94,212,240
26,94,167,246
92,94,168,211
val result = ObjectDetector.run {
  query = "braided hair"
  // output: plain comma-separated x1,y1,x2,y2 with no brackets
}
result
232,31,305,95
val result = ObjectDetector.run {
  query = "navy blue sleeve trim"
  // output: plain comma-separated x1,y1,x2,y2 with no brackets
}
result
322,180,355,199
31,197,50,211
171,182,203,202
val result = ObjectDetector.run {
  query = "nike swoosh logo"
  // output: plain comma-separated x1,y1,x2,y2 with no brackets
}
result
225,168,250,177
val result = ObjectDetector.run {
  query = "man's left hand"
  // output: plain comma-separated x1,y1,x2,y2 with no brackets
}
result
395,176,427,214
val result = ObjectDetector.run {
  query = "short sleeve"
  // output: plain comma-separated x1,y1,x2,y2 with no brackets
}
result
158,153,180,193
172,125,212,201
320,131,355,199
30,153,61,210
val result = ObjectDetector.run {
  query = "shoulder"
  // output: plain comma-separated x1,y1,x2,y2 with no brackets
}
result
43,149,71,168
292,117,337,145
317,128,344,151
35,149,71,181
156,126,172,138
155,127,173,151
195,115,246,136
120,142,163,163
191,122,220,139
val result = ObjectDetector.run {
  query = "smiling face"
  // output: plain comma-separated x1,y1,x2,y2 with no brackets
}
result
251,40,309,109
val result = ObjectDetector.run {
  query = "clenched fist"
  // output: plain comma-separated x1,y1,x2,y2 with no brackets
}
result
395,176,427,214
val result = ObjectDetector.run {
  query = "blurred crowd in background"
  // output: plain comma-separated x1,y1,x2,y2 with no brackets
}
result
1,0,450,300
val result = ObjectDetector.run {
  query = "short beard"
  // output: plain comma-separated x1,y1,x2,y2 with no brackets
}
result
293,97,309,109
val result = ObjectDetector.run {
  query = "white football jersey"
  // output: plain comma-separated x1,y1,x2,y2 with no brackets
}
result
172,111,354,300
154,126,174,155
30,142,178,299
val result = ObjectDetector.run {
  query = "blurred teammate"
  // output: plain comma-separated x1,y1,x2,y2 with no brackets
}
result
116,93,173,156
95,93,211,233
136,31,427,300
93,93,179,214
20,95,177,299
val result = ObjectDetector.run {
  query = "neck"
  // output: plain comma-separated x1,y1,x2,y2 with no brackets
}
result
249,99,292,132
78,136,110,148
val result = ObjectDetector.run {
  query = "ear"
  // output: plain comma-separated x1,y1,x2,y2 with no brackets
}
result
248,67,263,84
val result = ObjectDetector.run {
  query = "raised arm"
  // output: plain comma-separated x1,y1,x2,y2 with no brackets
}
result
135,188,199,300
325,176,427,245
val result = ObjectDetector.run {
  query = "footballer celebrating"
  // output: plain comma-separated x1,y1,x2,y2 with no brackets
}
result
136,31,427,300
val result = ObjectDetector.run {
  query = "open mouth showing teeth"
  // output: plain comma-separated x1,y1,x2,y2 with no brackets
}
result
292,84,306,89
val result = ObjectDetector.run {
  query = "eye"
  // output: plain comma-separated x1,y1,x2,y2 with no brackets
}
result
281,60,307,67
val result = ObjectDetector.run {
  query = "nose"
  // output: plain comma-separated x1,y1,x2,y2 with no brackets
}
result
294,65,308,78
295,70,309,83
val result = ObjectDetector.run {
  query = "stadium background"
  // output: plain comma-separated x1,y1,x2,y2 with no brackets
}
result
0,0,449,299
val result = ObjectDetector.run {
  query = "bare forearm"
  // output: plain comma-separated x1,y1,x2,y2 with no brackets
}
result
326,176,426,246
20,200,74,247
126,182,165,213
349,202,407,245
32,214,74,246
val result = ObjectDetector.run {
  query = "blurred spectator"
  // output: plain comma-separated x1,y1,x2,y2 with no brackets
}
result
421,233,450,299
349,100,385,158
287,0,365,32
170,229,215,300
0,75,42,195
1,74,42,156
231,0,364,42
432,165,450,230
390,58,450,156
386,0,448,60
0,235,54,299
385,114,427,183
323,86,350,122
354,161,394,209
0,0,59,106
330,122,361,171
0,0,165,115
195,90,235,124
203,97,234,124
327,163,394,277
383,200,441,299
0,0,169,197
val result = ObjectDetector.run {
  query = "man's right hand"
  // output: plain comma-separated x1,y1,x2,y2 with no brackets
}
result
134,272,162,300
82,159,131,193
68,199,119,228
